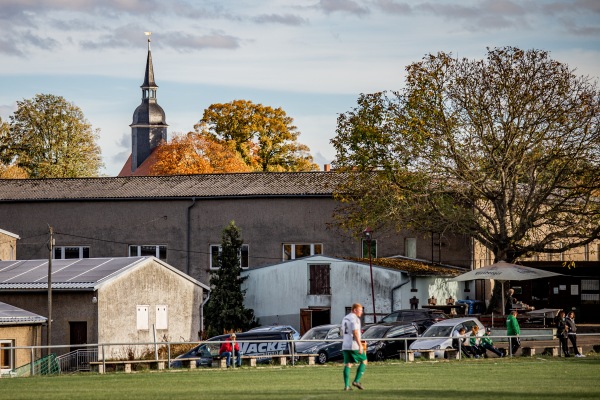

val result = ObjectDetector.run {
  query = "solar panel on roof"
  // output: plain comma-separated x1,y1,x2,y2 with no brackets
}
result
0,257,149,288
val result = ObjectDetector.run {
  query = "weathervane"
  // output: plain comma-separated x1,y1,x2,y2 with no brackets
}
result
144,31,152,50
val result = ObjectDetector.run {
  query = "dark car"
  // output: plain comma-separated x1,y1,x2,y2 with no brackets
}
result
170,330,293,368
362,323,419,361
371,309,448,334
294,324,342,364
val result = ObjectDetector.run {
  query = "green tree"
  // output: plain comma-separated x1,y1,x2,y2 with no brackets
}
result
195,99,319,172
2,94,103,178
204,221,257,338
332,47,600,301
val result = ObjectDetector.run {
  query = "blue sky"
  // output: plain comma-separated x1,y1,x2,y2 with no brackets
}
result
0,0,598,176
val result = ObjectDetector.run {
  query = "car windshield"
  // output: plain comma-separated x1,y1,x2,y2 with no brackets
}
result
362,326,389,339
301,327,330,340
380,312,399,323
422,325,453,337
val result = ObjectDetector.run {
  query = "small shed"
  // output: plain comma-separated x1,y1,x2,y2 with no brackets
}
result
242,255,464,334
0,257,209,357
0,301,46,373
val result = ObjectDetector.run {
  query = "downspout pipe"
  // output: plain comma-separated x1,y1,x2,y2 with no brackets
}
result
186,197,197,275
391,276,411,312
199,291,211,338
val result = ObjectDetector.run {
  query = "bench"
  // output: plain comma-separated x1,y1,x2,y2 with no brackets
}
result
399,350,436,361
522,345,582,357
90,360,167,374
212,354,318,368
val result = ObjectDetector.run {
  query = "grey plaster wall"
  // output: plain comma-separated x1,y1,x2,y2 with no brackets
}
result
2,197,471,286
97,259,202,358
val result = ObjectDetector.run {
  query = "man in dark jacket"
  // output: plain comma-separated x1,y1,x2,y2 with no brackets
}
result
556,311,570,357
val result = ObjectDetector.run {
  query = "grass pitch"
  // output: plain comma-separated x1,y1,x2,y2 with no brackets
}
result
1,356,599,400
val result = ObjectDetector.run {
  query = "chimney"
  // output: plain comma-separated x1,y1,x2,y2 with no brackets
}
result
323,164,331,172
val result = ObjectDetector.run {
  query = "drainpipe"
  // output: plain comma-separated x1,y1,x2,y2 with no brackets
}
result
186,197,197,275
391,277,411,312
199,291,211,338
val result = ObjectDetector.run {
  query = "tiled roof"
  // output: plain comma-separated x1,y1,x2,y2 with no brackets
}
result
0,172,347,201
348,257,466,276
0,301,46,325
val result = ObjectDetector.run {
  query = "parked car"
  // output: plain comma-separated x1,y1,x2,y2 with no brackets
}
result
170,330,293,368
362,323,419,361
369,309,448,334
248,325,301,341
294,324,343,364
408,317,485,359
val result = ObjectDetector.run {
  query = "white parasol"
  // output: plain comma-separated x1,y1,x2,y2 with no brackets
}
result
451,260,562,314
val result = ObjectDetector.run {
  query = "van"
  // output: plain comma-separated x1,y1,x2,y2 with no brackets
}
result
170,330,294,368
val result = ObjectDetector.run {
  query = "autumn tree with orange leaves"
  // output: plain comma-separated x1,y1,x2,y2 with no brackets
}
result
195,100,319,172
151,131,251,175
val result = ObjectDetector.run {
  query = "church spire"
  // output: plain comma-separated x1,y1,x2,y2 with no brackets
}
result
142,32,156,89
126,32,168,173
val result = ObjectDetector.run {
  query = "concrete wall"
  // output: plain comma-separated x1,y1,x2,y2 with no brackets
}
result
1,197,472,286
242,256,461,332
0,324,43,369
97,259,202,358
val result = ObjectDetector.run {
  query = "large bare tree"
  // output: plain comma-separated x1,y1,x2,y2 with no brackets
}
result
332,47,600,265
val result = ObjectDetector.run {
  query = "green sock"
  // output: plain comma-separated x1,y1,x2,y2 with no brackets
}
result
354,362,366,383
343,366,351,387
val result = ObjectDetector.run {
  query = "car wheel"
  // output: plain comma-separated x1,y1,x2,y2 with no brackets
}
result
317,351,328,364
375,350,385,362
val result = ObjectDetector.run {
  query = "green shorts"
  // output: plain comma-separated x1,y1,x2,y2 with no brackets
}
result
343,350,367,364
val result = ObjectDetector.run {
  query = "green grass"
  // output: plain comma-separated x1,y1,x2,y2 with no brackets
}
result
1,356,600,400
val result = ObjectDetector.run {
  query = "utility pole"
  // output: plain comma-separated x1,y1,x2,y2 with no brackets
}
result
47,225,53,357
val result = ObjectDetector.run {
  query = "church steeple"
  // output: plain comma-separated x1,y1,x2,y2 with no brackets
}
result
129,32,168,173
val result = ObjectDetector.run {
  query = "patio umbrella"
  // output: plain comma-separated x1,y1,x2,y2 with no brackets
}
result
451,261,563,314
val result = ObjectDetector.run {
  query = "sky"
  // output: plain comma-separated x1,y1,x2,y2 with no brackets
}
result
0,0,599,176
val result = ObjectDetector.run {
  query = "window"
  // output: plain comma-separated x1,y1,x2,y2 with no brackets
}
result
1,340,14,372
209,244,249,269
156,305,168,330
283,243,322,260
129,245,167,261
309,264,330,295
137,305,149,330
581,279,599,291
405,238,417,259
53,246,90,259
361,239,377,258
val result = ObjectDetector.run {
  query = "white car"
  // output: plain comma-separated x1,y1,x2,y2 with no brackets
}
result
408,317,485,359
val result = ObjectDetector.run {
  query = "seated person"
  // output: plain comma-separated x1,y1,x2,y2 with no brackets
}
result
480,327,504,357
452,327,474,358
465,325,484,358
219,333,242,367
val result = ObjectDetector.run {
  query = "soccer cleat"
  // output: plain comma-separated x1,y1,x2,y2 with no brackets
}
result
352,381,364,390
344,387,352,391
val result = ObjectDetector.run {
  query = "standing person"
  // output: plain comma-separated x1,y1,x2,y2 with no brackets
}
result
480,327,504,357
341,303,367,391
505,288,515,315
506,310,521,356
219,333,242,367
556,311,570,357
566,311,585,357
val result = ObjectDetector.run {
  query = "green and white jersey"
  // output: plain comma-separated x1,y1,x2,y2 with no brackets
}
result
342,312,361,351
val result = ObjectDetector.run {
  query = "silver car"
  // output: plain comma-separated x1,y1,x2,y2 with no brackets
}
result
408,317,485,358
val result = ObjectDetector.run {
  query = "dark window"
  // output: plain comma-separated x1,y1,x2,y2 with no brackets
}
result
309,264,330,295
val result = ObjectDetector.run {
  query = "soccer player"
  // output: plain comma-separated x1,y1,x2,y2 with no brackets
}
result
341,303,367,391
